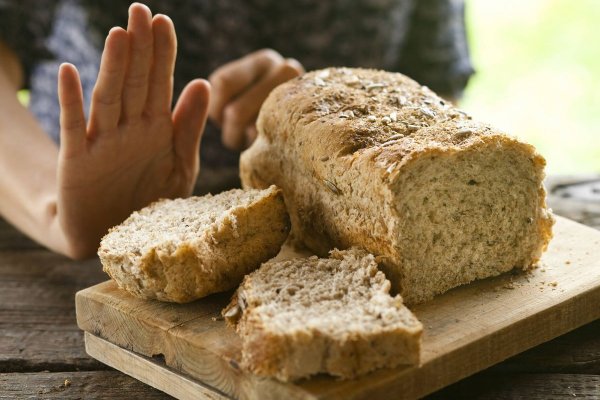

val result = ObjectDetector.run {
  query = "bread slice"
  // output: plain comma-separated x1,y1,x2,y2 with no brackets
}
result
240,67,554,304
223,248,422,381
98,186,290,303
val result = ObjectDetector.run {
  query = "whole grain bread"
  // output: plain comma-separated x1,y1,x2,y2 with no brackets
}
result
240,67,554,304
223,248,422,381
98,186,290,303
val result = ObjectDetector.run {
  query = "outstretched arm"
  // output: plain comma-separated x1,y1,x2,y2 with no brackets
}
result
0,3,210,259
0,39,67,253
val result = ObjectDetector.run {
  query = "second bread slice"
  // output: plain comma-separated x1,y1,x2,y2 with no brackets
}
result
99,186,290,303
223,248,423,381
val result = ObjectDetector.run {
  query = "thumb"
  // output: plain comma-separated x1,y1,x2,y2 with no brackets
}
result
172,79,211,174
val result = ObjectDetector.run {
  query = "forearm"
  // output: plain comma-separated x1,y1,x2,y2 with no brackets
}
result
0,48,87,258
0,95,69,255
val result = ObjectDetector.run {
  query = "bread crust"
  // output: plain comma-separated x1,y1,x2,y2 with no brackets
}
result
241,68,554,304
224,249,422,381
99,186,290,303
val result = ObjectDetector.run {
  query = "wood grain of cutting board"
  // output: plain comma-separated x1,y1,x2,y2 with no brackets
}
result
76,216,600,400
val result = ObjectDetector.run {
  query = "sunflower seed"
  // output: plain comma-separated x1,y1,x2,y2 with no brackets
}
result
314,77,326,86
366,83,386,91
344,75,361,86
386,162,398,174
421,107,435,118
323,179,341,195
317,70,330,79
386,133,404,141
381,139,402,147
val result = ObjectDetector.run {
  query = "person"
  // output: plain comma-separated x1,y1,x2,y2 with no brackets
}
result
0,0,473,259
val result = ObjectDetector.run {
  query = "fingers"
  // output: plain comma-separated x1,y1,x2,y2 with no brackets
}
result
58,63,86,154
121,3,153,120
172,79,211,174
221,58,303,150
88,27,129,134
90,4,176,130
208,49,284,126
245,124,258,149
145,14,176,115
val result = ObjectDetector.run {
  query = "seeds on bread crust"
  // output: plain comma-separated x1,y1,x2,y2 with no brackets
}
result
98,186,290,303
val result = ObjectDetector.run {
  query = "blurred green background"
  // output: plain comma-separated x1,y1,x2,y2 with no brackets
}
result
463,0,600,174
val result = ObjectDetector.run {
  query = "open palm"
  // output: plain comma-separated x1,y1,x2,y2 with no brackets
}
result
56,4,210,257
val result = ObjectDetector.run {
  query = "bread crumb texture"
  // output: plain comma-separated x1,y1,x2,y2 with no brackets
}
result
241,67,555,304
223,248,422,381
98,186,290,303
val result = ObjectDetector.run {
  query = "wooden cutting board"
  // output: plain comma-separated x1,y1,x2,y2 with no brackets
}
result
76,216,600,400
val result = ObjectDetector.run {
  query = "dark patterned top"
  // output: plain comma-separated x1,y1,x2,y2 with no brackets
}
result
0,0,474,170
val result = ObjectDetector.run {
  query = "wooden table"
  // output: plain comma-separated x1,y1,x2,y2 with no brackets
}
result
1,175,599,399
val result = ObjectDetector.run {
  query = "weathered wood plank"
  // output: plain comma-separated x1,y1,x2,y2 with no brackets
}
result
76,283,307,400
0,249,107,372
0,371,174,399
0,218,43,250
546,175,600,230
492,319,600,375
84,333,600,400
0,328,106,373
76,216,600,400
428,372,600,399
85,333,228,400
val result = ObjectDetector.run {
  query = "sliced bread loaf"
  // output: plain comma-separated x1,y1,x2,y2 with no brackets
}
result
223,248,422,381
98,186,290,303
240,67,554,304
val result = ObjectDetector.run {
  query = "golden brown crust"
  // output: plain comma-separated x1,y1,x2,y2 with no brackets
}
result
241,68,554,304
100,187,290,303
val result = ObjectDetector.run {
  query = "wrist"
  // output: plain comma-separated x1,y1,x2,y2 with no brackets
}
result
43,198,98,260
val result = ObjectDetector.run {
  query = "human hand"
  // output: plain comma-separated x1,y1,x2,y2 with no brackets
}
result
56,3,210,257
208,49,304,151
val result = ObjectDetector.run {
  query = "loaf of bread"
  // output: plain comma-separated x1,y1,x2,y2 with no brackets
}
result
240,68,554,304
98,186,290,303
222,248,422,381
